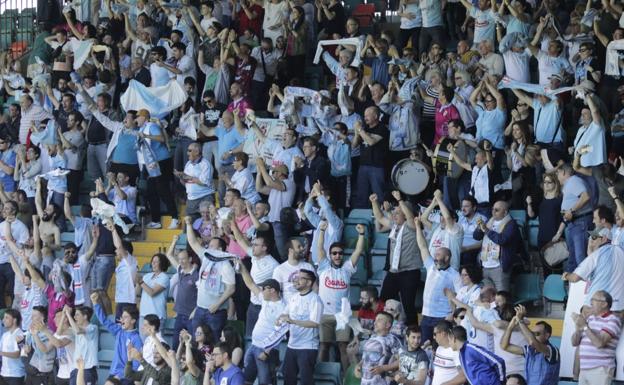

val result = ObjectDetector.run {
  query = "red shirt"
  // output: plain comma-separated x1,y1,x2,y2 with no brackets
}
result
236,4,264,37
358,301,385,331
434,101,461,146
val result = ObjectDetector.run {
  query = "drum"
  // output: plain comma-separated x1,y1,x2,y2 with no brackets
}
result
433,138,466,179
391,159,430,195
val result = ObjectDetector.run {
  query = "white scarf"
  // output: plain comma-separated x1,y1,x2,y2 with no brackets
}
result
389,223,405,271
480,215,512,268
605,39,624,76
312,38,363,66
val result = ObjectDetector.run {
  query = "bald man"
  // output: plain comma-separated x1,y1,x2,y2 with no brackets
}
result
473,200,522,291
352,106,389,208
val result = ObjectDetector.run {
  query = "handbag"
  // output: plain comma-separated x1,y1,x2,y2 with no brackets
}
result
542,240,569,267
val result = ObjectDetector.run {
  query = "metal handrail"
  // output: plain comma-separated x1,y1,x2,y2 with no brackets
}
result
0,0,37,56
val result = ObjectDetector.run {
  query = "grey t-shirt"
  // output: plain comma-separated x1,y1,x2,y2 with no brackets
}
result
388,224,422,273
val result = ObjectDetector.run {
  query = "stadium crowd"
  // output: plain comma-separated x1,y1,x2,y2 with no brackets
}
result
2,0,624,384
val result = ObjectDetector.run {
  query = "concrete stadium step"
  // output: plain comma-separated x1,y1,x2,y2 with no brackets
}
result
146,228,184,242
131,241,171,256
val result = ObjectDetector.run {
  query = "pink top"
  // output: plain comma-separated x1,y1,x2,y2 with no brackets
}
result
227,98,253,117
434,101,460,146
45,285,74,332
227,215,254,258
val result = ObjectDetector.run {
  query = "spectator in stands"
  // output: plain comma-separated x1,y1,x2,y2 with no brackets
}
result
304,182,343,265
317,222,365,368
125,343,172,385
370,193,421,325
106,172,138,225
356,311,402,385
186,218,236,341
175,142,215,217
221,151,261,205
557,163,592,272
473,200,521,291
353,108,388,209
415,216,461,345
358,285,384,332
572,290,621,385
279,268,322,385
65,305,98,385
207,342,245,385
563,227,624,312
500,305,560,385
421,189,464,270
448,326,507,385
108,223,139,321
0,309,25,383
23,305,56,384
90,291,143,381
58,112,86,204
430,320,466,385
458,196,486,265
386,326,428,385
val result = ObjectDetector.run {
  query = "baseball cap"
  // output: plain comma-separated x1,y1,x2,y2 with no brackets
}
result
259,279,281,292
588,227,612,240
137,109,150,119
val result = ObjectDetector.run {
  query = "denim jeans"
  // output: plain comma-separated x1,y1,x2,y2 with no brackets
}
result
420,316,444,346
282,348,318,385
93,255,115,291
354,165,385,209
565,215,592,272
246,303,261,337
173,313,193,350
244,345,279,385
192,308,227,343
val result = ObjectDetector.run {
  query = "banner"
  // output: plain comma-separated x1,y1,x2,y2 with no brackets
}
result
242,118,287,167
120,79,187,119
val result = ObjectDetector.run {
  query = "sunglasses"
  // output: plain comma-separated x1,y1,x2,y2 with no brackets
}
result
331,250,344,255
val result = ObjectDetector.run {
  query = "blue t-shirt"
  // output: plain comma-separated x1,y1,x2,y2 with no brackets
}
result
144,122,170,161
215,124,245,167
0,150,16,192
112,132,139,164
475,104,506,149
532,98,562,144
470,8,496,44
214,365,245,385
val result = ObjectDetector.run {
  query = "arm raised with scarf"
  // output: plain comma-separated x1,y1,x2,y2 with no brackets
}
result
414,217,432,263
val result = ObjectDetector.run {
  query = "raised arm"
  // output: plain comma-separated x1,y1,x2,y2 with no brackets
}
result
185,216,205,256
500,316,525,355
586,93,604,126
420,196,438,230
511,89,533,106
23,252,46,289
370,194,391,230
528,17,547,56
234,259,261,296
414,217,431,264
469,81,485,108
165,235,180,270
350,224,366,267
392,190,416,228
63,192,75,225
484,79,506,109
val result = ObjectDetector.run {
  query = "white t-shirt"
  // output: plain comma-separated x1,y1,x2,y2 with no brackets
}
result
150,62,174,87
285,290,323,350
250,254,280,305
463,306,499,351
502,50,530,83
0,219,29,263
115,254,138,304
109,185,138,223
141,333,166,369
74,324,98,370
318,259,356,315
19,284,44,331
139,272,170,318
272,260,315,303
267,178,296,223
251,298,287,347
0,328,25,377
196,258,236,310
492,327,527,375
174,55,196,86
431,346,460,385
54,333,75,379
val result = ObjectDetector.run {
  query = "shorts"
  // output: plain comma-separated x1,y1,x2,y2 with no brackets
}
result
319,314,351,343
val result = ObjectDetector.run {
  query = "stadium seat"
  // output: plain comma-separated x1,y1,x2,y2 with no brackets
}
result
352,4,375,28
372,231,388,250
512,273,542,305
509,209,527,229
550,336,561,349
370,253,386,275
349,284,361,307
343,364,361,385
368,269,386,286
97,368,110,385
99,331,115,351
140,263,153,274
348,250,368,285
61,232,75,243
97,349,115,365
315,361,342,385
543,274,567,314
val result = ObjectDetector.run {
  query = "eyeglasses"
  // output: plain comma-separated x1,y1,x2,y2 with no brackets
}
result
299,276,313,281
579,48,588,52
458,315,465,320
331,250,344,255
591,297,607,302
544,180,554,184
204,99,214,103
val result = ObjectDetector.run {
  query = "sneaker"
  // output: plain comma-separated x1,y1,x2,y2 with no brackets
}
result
146,222,162,229
168,219,180,229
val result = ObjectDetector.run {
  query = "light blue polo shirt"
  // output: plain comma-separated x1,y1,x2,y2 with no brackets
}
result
422,256,461,318
532,98,563,144
475,103,506,149
215,123,245,167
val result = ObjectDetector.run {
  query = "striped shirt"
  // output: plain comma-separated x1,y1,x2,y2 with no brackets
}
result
579,312,621,370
